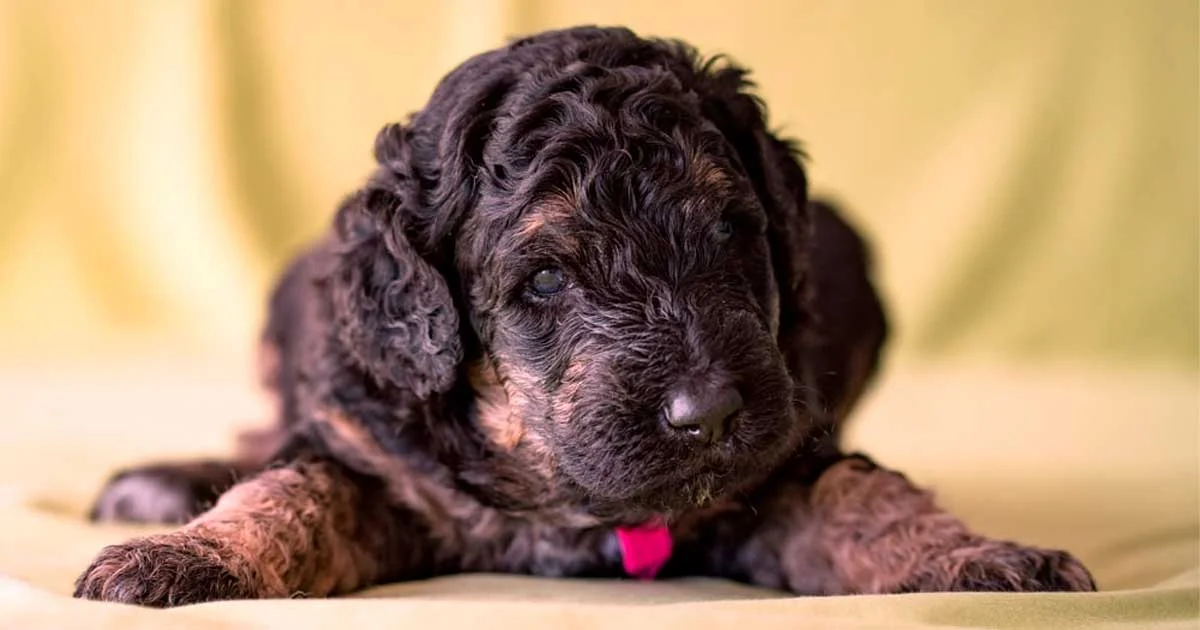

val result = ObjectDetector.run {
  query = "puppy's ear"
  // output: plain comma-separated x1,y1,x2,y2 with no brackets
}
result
696,65,814,336
326,53,517,395
326,124,462,399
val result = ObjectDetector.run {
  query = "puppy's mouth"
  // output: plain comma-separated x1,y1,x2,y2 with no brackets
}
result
580,464,751,524
564,408,799,522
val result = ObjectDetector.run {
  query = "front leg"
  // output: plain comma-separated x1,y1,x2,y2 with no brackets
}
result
701,455,1097,595
74,457,428,606
806,455,1096,593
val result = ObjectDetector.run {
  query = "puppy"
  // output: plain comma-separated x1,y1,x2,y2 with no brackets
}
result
74,26,1095,606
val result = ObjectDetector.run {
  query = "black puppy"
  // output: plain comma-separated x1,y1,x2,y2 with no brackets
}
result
75,26,1095,606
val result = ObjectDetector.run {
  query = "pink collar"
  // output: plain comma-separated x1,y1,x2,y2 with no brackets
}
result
614,516,673,580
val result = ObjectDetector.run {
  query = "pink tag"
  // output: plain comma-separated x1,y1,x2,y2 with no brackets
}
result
615,517,673,580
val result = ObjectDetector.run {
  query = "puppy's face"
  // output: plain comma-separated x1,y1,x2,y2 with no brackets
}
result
336,31,813,523
456,90,798,520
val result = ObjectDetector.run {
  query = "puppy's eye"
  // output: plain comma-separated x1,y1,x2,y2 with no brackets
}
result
528,268,567,296
715,219,734,241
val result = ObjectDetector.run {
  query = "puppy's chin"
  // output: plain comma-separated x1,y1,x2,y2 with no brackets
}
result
568,416,799,524
580,467,758,525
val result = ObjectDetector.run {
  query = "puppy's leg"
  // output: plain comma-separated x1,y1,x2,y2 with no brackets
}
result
779,455,1096,594
74,458,426,606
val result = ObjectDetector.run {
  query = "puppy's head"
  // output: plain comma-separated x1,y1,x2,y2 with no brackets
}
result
331,27,814,522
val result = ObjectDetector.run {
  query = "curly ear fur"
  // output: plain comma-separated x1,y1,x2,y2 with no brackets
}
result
325,57,516,395
692,63,815,337
326,124,463,398
398,54,518,252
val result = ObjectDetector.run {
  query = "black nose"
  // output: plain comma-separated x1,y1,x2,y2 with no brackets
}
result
663,384,743,443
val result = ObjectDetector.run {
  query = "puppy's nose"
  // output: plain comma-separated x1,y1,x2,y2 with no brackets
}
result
664,385,743,443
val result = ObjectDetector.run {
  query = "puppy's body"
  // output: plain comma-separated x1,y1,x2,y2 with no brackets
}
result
76,27,1094,606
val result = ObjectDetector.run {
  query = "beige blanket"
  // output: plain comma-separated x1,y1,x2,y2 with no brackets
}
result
1,360,1195,628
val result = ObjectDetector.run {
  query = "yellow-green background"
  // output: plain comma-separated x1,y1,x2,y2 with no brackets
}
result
0,2,1197,629
0,0,1194,368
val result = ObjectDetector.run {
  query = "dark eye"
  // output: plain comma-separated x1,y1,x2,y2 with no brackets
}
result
528,268,567,296
715,218,734,241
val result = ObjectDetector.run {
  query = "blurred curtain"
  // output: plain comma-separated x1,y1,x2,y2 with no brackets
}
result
0,0,1195,367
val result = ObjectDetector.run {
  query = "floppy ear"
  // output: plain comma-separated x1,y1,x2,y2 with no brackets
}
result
326,123,462,399
324,47,519,396
695,64,815,339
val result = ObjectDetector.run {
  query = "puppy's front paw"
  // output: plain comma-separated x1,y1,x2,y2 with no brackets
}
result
73,535,253,607
905,540,1097,593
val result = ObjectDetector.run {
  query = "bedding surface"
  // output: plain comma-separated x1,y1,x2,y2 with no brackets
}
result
1,359,1195,629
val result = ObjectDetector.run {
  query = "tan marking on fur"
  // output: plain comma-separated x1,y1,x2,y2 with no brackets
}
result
813,458,1093,593
551,357,588,425
181,460,378,598
757,458,1095,595
309,407,515,550
310,404,595,542
468,360,526,451
541,190,578,217
691,154,733,191
699,165,731,189
517,212,546,239
464,359,564,500
518,192,580,247
496,362,558,471
807,457,965,593
316,410,455,518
